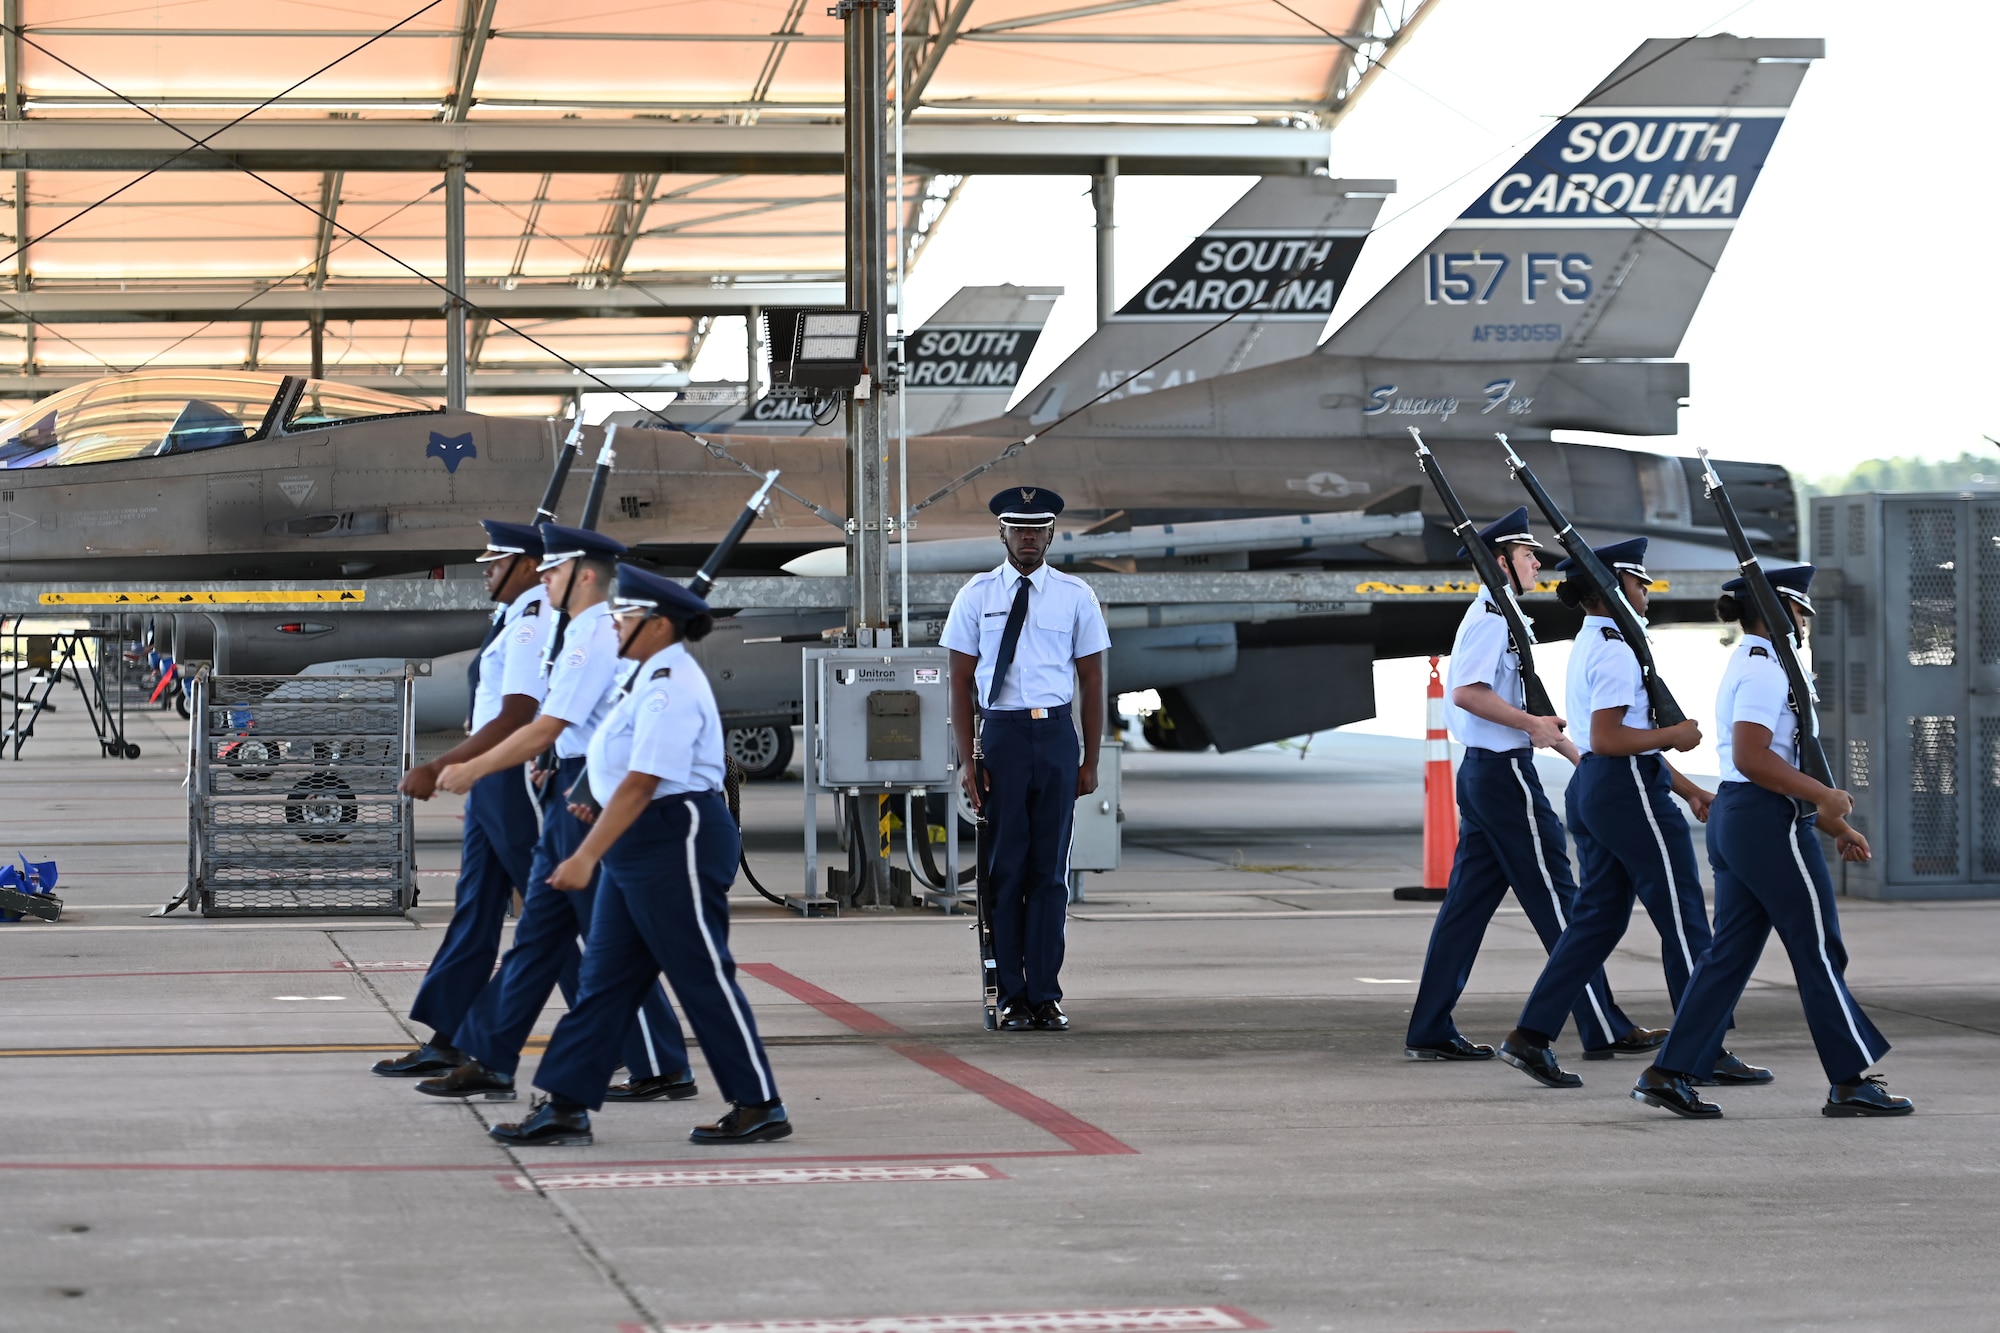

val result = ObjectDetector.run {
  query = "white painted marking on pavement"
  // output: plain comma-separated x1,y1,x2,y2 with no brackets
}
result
509,1163,1004,1192
1354,978,1414,984
639,1307,1266,1333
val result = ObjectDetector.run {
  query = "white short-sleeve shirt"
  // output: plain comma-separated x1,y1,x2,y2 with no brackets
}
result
471,584,551,731
1445,588,1533,752
540,601,623,759
1566,613,1655,757
1715,634,1799,783
939,560,1112,710
585,641,726,799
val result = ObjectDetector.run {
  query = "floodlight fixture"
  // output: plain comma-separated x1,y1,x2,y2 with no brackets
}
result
764,307,869,396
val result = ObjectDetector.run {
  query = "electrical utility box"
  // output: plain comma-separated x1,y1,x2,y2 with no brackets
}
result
810,648,953,788
1068,740,1123,872
1812,492,2000,900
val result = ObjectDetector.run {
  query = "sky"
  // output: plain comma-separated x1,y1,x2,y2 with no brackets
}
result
684,0,1996,481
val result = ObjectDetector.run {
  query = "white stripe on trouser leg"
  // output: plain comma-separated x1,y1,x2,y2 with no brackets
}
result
1630,756,1697,974
1510,758,1614,1039
634,1006,661,1077
684,803,773,1103
1787,819,1877,1068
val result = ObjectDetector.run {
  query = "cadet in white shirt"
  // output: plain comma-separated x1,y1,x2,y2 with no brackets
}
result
942,486,1111,1033
1635,565,1910,1119
420,524,691,1104
375,520,551,1079
1405,508,1643,1062
492,563,789,1148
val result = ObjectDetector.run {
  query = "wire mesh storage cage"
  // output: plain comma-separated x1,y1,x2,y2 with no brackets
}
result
184,667,417,916
1812,493,2000,899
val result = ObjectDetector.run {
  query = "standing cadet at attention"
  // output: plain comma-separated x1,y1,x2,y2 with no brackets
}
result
375,520,551,1078
490,564,789,1148
1404,508,1649,1062
1500,538,1765,1090
1632,567,1912,1119
418,524,693,1104
943,486,1111,1033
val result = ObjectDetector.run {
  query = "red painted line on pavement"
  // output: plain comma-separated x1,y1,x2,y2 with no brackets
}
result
739,962,1136,1157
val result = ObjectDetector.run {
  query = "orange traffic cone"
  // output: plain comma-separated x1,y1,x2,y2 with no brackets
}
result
1395,656,1457,902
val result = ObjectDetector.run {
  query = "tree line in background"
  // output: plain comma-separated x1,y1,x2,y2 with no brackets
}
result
1800,450,2000,497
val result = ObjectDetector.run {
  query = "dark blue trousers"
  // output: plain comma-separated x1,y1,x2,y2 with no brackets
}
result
409,767,539,1046
980,708,1078,1007
1406,748,1633,1050
1520,752,1716,1040
534,792,779,1111
1657,783,1888,1085
454,758,691,1080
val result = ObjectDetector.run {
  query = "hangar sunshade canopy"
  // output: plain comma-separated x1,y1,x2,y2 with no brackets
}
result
0,0,1430,417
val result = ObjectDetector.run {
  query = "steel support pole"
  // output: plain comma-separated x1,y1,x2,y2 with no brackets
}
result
444,157,468,410
1091,156,1117,326
309,314,325,380
747,304,765,402
843,0,889,642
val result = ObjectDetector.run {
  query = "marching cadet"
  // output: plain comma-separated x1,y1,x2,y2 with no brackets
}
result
418,524,693,1104
490,564,790,1147
1404,508,1648,1062
1633,566,1912,1119
376,521,551,1078
1501,538,1765,1090
942,486,1110,1033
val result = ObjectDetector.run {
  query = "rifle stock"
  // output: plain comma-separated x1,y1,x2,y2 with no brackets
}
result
1497,433,1686,729
1697,449,1835,789
1406,428,1556,718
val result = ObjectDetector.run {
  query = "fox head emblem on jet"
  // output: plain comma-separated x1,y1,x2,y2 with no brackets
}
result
426,431,477,474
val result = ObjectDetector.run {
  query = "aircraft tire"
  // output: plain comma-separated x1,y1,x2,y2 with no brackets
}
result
726,725,794,781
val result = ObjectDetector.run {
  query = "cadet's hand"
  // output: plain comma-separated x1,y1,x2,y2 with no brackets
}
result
568,801,596,825
960,763,989,815
547,853,594,891
399,762,438,801
1836,827,1871,863
1816,787,1855,822
1681,785,1714,824
1524,713,1568,750
1076,760,1099,800
436,761,479,795
1662,719,1703,753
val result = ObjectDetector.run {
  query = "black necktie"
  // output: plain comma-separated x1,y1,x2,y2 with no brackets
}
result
986,576,1032,708
465,608,505,700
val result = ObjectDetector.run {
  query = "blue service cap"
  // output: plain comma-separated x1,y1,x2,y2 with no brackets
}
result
612,562,711,623
1555,535,1649,581
989,485,1064,525
477,519,545,563
1724,563,1816,615
536,522,628,571
1455,505,1542,559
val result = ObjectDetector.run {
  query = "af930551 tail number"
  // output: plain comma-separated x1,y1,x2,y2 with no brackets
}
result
1424,251,1592,306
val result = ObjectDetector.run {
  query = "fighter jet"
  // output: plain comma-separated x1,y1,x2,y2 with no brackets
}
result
0,35,1814,758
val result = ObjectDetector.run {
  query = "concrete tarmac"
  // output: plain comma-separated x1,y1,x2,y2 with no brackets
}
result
2,696,1996,1331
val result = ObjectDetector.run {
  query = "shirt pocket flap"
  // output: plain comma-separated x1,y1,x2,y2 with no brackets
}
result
1034,604,1073,634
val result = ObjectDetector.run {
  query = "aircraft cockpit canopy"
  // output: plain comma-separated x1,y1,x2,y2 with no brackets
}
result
0,372,438,470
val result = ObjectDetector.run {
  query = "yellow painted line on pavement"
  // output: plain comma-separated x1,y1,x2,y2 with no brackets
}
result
0,1038,552,1059
39,589,367,606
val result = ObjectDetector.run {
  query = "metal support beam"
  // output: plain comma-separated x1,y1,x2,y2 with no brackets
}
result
309,170,343,290
309,313,325,379
9,168,23,292
2,0,19,122
0,280,842,323
843,0,890,642
747,303,765,401
444,158,467,410
0,368,698,396
447,0,500,122
1091,157,1116,326
244,319,262,370
0,119,1333,176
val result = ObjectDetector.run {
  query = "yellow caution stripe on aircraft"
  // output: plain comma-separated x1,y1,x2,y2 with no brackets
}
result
1353,578,1668,596
39,589,368,606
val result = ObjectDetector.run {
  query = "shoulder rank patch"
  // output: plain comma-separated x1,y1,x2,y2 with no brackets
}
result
1749,646,1770,659
1483,600,1504,616
650,666,672,680
1600,626,1624,642
521,601,540,617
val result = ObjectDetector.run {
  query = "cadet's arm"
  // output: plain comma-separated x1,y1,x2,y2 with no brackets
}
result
1590,707,1701,757
950,649,988,812
401,693,539,799
1452,682,1568,751
1076,651,1104,798
439,713,569,791
547,770,659,890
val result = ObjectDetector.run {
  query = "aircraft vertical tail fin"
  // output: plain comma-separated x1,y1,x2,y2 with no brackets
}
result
1322,35,1822,363
1010,176,1393,424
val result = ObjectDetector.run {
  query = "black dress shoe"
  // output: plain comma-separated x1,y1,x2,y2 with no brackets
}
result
416,1059,516,1100
997,1001,1035,1032
1404,1034,1495,1061
1583,1026,1669,1060
1694,1050,1773,1087
1630,1066,1723,1119
604,1070,699,1102
1033,1001,1069,1031
1498,1031,1582,1088
489,1099,593,1147
372,1043,463,1078
1824,1075,1914,1117
690,1101,793,1144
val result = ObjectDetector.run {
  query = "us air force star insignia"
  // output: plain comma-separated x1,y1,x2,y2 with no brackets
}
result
649,667,672,679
